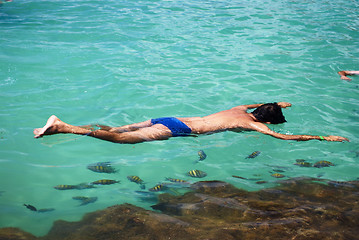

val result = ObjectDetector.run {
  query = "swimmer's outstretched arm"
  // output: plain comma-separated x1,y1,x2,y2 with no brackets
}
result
338,71,359,81
249,122,349,142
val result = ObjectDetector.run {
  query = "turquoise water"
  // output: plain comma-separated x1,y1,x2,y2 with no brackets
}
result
0,0,358,236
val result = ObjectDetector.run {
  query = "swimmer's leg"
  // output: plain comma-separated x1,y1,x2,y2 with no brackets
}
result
34,115,91,138
109,120,152,133
34,116,171,144
79,121,153,133
79,124,112,131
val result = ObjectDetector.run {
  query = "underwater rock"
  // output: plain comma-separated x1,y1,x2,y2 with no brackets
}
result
42,204,195,240
1,178,359,240
152,179,359,239
0,227,37,240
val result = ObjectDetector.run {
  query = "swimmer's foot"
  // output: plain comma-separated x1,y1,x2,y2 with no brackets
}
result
33,115,62,138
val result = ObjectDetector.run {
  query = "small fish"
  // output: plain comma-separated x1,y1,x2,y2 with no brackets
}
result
54,184,78,190
127,176,146,189
294,159,312,167
197,150,207,161
149,183,168,192
75,183,96,190
256,181,267,184
24,204,37,212
246,151,261,159
72,196,98,206
187,169,207,178
72,196,89,201
232,175,247,179
127,175,144,184
232,175,262,181
37,208,55,213
271,173,285,178
91,179,120,185
313,161,334,168
87,162,117,173
165,177,189,184
80,197,98,206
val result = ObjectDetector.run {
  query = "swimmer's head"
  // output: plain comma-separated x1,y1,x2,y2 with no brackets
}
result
252,103,286,124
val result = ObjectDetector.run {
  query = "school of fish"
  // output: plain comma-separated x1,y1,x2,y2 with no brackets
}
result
22,151,337,214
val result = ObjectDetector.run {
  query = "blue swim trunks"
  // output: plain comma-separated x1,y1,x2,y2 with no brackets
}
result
151,117,192,137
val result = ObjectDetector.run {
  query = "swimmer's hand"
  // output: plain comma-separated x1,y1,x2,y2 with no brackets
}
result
277,102,292,108
323,136,349,142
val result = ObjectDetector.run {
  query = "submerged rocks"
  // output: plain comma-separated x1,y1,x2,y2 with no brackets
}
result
1,178,359,240
0,227,37,240
43,204,194,240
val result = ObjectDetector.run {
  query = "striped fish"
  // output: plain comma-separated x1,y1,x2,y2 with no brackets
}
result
76,183,96,190
187,169,207,178
271,173,285,178
165,177,189,183
313,161,334,168
149,183,167,192
87,162,117,173
294,159,312,167
54,184,78,190
127,176,146,189
246,151,261,159
198,150,207,161
91,179,119,185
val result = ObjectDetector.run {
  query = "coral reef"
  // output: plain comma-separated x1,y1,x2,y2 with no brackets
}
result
1,178,358,240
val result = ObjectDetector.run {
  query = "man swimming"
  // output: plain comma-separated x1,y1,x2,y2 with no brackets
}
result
33,102,349,144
